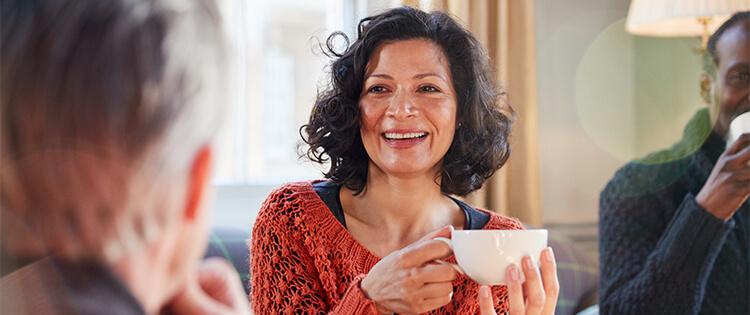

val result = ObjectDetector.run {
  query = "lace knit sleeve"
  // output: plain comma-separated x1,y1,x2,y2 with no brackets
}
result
250,185,379,314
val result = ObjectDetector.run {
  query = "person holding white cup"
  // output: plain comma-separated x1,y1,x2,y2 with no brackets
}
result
600,11,750,315
250,7,559,315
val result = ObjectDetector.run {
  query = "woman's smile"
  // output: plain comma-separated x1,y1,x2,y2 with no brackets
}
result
382,130,429,149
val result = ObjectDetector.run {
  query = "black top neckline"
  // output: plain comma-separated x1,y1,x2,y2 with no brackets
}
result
312,180,490,230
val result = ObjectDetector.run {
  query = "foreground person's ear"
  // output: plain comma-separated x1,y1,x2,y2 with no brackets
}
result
184,145,213,221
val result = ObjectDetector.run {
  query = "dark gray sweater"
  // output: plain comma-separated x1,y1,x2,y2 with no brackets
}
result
599,109,750,315
0,256,145,315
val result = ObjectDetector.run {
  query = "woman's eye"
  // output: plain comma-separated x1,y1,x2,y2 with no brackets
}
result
418,85,440,93
368,85,388,93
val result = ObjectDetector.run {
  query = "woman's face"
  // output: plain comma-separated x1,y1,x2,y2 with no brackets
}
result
359,39,457,178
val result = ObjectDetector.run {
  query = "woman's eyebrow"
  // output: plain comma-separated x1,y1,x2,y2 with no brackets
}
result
413,72,446,81
367,73,393,80
365,72,448,82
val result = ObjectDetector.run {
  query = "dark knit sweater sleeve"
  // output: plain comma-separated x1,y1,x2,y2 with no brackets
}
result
599,179,735,315
250,185,379,315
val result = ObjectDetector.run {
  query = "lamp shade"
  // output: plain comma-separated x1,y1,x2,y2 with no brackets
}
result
626,0,750,37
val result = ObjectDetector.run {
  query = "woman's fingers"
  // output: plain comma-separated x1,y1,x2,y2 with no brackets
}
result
398,240,453,268
417,282,454,312
397,225,455,269
520,256,546,314
418,282,454,300
505,264,525,315
414,263,459,283
540,247,560,315
360,226,456,314
477,285,497,315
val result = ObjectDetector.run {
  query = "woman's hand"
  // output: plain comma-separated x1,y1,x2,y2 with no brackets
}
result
361,226,458,315
478,247,559,315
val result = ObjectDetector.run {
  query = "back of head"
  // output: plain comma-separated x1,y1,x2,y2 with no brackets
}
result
1,0,226,263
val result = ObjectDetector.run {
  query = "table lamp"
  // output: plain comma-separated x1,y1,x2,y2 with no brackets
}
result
626,0,750,47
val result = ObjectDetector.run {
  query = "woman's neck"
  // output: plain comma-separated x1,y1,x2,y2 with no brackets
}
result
340,164,463,251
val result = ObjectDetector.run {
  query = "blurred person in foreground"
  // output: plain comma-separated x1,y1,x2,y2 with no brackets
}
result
251,7,559,315
0,0,250,314
599,11,750,315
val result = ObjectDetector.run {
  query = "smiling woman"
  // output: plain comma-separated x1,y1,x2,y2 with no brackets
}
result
250,6,559,315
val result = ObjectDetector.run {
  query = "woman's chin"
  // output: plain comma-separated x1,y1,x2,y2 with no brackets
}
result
373,163,438,179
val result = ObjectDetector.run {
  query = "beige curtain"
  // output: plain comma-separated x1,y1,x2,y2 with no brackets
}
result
402,0,542,226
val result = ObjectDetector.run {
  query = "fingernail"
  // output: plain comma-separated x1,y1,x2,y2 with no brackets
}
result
545,247,555,262
507,264,519,282
523,256,534,270
449,291,454,300
480,285,490,298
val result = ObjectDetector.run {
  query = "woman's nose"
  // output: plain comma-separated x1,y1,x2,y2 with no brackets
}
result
385,90,417,119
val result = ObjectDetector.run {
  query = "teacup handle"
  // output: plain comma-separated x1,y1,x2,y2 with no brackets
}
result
433,237,465,275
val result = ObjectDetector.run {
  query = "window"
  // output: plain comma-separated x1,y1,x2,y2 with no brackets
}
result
212,0,398,229
216,0,343,184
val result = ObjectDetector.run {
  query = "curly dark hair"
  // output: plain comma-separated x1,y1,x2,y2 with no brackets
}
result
301,6,513,196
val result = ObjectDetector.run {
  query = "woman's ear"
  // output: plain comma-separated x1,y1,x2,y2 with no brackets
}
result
700,72,713,105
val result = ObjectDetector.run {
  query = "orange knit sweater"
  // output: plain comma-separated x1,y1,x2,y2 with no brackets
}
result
250,182,523,314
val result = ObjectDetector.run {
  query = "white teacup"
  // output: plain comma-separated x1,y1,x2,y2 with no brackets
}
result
436,229,547,285
728,112,750,149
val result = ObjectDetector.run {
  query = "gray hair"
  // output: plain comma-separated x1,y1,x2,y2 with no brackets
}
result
0,0,228,262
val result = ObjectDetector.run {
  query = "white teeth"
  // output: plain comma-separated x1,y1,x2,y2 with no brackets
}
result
384,132,427,140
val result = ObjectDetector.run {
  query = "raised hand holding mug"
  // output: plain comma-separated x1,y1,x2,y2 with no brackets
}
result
435,229,558,315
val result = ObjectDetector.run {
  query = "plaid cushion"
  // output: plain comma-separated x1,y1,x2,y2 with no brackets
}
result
548,233,599,315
